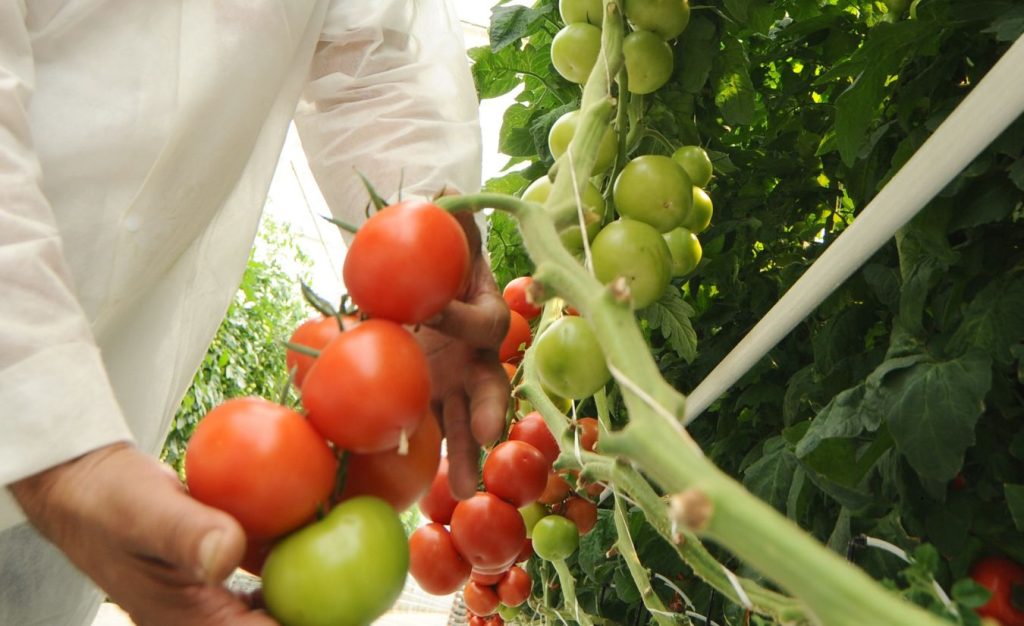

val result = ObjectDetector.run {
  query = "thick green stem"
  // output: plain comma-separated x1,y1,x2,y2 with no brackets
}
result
612,495,678,626
552,559,596,626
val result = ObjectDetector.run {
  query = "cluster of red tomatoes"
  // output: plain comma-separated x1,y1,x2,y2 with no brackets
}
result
184,199,471,626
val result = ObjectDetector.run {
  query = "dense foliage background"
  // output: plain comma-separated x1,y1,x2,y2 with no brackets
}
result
476,0,1024,622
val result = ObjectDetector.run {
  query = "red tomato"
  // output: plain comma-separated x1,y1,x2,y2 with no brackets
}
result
185,397,337,539
464,581,500,617
508,412,560,465
301,319,429,453
503,276,542,320
577,417,599,452
285,315,358,387
239,538,274,577
408,523,471,596
561,496,598,535
450,493,527,571
972,555,1024,626
419,456,460,525
483,441,550,507
336,412,441,511
343,199,470,325
516,538,533,563
502,362,518,381
496,566,532,607
499,310,532,363
471,569,507,586
538,471,572,506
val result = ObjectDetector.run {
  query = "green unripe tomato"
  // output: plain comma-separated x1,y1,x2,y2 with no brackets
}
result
548,110,618,175
559,0,603,25
670,145,713,187
534,316,611,400
623,0,690,40
613,155,693,232
262,496,409,626
532,515,580,561
663,227,702,277
521,176,605,252
622,30,674,95
591,219,672,309
681,186,713,233
550,23,602,84
498,604,522,621
519,502,548,538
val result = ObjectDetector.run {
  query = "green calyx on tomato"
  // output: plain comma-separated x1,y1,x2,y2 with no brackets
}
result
671,145,713,187
623,0,691,40
551,23,602,84
534,316,611,400
262,496,409,626
532,515,580,561
622,30,674,95
547,110,618,176
591,219,672,309
613,155,693,233
663,226,702,277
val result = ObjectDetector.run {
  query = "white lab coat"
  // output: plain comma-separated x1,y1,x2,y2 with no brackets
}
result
0,0,482,623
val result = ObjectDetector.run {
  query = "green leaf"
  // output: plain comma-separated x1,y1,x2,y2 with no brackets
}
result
951,578,992,610
675,16,717,94
713,37,757,126
949,180,1019,231
638,288,698,363
469,45,524,100
1010,158,1024,191
743,437,800,512
886,352,993,482
488,5,550,52
983,5,1024,42
499,103,539,157
1005,484,1024,532
947,275,1024,364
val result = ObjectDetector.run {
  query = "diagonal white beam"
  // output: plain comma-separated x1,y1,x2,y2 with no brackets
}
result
684,34,1024,425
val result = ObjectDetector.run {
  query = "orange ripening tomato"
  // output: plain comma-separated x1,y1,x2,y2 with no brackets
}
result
185,397,338,540
499,310,532,364
336,412,441,511
343,199,470,325
301,319,429,453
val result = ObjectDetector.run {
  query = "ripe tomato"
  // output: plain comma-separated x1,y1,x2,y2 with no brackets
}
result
496,566,532,607
419,456,460,525
547,111,618,176
560,496,598,535
286,316,341,387
409,523,471,596
508,412,560,465
538,471,572,505
185,397,337,540
623,0,691,40
623,30,674,95
516,538,534,563
591,219,672,309
971,555,1024,626
502,362,518,381
550,23,602,84
663,226,702,277
239,538,274,577
262,496,409,626
534,316,611,400
532,515,580,561
499,310,532,363
559,0,603,25
450,492,527,571
343,199,469,325
577,417,599,452
336,411,441,511
503,276,543,321
671,145,713,187
471,569,507,586
483,441,550,507
464,581,500,617
613,155,693,233
301,319,429,453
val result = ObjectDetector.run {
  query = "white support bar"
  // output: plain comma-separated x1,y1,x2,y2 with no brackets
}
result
684,34,1024,425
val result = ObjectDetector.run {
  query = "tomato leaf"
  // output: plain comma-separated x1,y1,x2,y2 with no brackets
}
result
1005,484,1024,532
886,352,992,482
488,5,551,52
983,5,1024,41
638,288,697,363
675,16,717,94
712,37,757,126
742,437,800,512
947,275,1024,364
469,46,524,100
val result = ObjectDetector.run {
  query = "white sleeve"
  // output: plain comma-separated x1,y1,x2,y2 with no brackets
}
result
294,0,482,229
0,1,132,529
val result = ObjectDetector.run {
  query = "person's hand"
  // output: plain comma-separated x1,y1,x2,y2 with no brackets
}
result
10,442,277,626
416,210,511,500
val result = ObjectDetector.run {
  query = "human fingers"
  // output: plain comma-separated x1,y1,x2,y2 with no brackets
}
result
442,392,480,500
466,353,509,447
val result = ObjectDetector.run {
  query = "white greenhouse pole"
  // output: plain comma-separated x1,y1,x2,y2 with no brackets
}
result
683,34,1024,425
